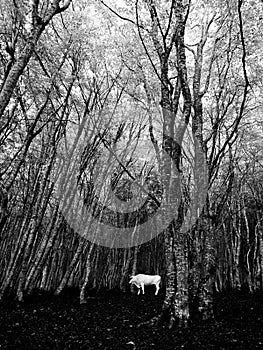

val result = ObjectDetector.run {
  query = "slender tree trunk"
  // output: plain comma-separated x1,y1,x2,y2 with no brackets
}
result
80,243,95,304
0,0,72,119
242,193,253,292
120,247,132,291
233,206,242,289
25,207,61,293
54,239,86,295
0,181,8,234
130,246,138,294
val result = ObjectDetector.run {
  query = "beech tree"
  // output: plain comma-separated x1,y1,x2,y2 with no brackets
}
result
117,0,252,325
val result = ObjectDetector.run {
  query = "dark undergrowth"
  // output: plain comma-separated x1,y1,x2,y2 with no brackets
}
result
0,288,263,349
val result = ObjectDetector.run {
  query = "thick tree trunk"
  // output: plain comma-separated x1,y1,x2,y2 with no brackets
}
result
161,231,177,327
143,0,191,327
197,217,215,320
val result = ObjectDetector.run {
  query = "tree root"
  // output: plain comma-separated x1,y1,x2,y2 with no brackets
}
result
137,311,189,329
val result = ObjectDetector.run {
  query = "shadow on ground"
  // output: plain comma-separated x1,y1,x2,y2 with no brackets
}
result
0,289,263,349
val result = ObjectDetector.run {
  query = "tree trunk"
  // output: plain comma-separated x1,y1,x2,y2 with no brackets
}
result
80,243,95,304
0,0,72,119
197,217,215,320
54,239,86,295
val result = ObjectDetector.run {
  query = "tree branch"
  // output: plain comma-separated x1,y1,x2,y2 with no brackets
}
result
100,0,145,30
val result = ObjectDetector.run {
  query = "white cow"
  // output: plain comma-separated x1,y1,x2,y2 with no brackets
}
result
129,274,161,295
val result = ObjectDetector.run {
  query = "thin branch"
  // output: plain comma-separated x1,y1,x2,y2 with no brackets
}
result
146,1,165,48
135,0,163,85
184,0,191,25
211,0,249,173
100,0,145,30
237,0,249,96
55,0,72,14
97,132,161,207
164,0,175,40
200,39,217,97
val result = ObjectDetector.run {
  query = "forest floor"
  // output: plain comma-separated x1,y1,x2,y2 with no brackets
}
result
0,289,263,349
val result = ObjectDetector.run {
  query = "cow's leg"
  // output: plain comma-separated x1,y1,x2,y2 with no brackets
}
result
141,283,145,294
137,285,140,295
155,281,160,295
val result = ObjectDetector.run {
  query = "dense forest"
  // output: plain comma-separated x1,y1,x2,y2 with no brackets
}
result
0,0,263,338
